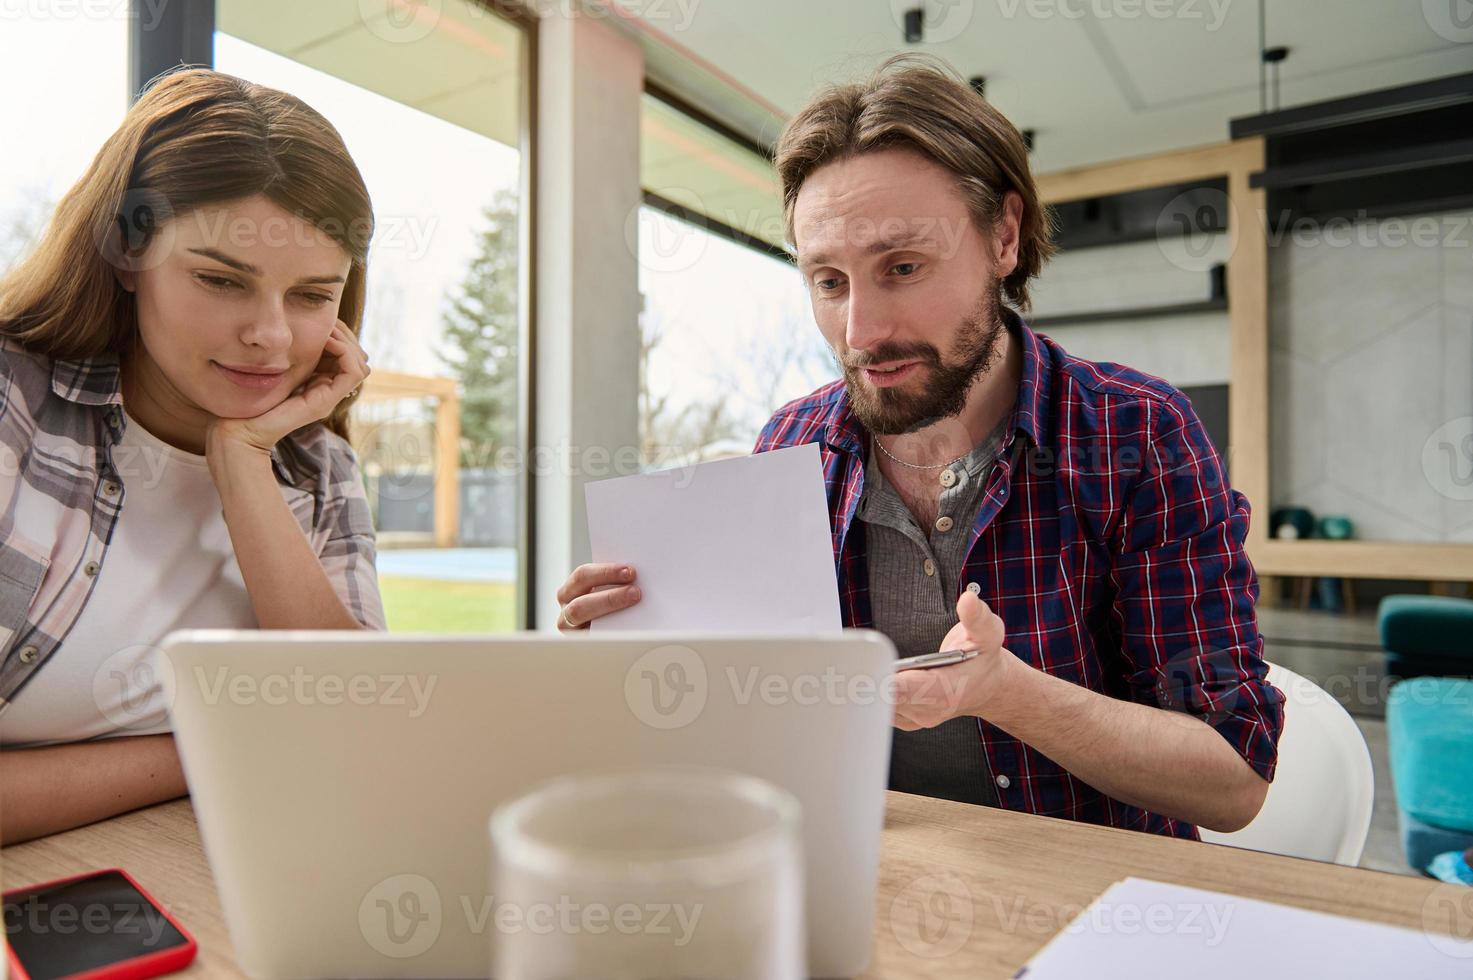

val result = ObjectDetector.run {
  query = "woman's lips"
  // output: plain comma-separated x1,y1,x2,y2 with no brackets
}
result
861,361,921,388
213,361,288,390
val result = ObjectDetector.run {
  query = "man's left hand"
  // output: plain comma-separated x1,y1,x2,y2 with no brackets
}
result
891,591,1023,731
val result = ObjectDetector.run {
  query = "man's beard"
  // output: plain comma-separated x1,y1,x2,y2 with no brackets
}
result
839,284,1006,436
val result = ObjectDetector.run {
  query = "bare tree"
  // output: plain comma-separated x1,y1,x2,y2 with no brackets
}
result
733,303,837,425
636,295,840,466
0,192,55,275
638,306,742,465
362,268,409,365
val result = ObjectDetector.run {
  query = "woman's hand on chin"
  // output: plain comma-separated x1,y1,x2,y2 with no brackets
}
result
205,320,369,466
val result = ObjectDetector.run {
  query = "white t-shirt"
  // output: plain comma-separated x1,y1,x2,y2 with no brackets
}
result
0,409,257,746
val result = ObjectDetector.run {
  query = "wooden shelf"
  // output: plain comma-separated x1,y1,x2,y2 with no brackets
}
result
1252,540,1473,582
1036,140,1264,206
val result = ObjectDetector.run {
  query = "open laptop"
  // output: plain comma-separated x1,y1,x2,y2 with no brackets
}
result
161,630,896,978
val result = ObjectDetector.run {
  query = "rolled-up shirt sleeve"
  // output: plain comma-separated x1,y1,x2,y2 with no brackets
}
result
1108,391,1285,782
315,444,387,631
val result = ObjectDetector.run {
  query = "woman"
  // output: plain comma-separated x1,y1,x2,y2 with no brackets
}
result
0,69,383,843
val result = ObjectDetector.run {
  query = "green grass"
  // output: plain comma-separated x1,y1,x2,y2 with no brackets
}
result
378,575,518,633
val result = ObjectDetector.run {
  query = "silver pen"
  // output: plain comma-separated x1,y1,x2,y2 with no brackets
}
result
893,648,980,671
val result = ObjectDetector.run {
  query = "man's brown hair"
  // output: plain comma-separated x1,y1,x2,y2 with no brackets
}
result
775,55,1055,311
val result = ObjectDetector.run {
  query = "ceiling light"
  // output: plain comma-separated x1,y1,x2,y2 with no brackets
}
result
903,7,923,43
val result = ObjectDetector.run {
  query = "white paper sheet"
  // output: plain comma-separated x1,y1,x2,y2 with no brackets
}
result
584,444,842,633
1015,876,1473,979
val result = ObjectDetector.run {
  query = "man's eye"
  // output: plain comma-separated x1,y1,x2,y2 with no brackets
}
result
892,263,919,276
815,277,842,291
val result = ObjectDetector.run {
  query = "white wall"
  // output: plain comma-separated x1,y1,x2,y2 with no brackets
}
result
1269,208,1473,544
1036,313,1230,389
1027,234,1231,387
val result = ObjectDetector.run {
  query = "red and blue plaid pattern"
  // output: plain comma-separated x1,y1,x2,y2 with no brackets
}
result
753,317,1284,839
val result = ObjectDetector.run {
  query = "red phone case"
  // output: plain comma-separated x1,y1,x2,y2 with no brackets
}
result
3,867,198,980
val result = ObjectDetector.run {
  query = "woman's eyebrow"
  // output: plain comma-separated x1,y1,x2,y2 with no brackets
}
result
188,246,259,275
187,247,345,285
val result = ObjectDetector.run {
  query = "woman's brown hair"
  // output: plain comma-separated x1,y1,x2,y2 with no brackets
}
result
0,67,374,440
775,55,1055,311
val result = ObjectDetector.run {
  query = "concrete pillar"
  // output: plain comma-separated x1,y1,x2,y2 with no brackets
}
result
532,10,644,628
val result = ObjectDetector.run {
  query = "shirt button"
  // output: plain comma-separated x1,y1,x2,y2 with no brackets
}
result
17,645,39,664
102,481,121,498
967,582,982,596
84,560,100,577
996,774,1011,789
923,559,936,577
935,516,954,533
939,469,957,488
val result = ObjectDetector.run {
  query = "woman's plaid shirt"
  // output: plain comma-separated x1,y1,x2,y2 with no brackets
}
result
0,339,385,712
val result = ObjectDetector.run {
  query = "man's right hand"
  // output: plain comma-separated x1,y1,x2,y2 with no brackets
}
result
555,563,641,631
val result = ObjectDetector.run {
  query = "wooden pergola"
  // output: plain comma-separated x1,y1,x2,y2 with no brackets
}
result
353,369,461,548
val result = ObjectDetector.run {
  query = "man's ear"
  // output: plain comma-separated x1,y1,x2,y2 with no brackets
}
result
992,191,1024,280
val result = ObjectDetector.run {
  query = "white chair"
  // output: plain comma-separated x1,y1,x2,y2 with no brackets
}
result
1198,661,1374,866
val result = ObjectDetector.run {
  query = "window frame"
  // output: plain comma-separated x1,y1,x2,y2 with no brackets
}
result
130,0,542,629
641,82,794,264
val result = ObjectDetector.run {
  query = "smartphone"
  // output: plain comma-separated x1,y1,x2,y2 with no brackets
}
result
3,868,197,980
893,648,980,671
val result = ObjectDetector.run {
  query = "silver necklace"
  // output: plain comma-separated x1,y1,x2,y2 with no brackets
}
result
872,436,968,471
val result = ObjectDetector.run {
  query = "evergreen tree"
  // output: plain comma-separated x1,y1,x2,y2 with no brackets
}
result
439,189,520,467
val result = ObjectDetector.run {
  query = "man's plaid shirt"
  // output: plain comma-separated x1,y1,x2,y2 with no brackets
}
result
753,315,1284,839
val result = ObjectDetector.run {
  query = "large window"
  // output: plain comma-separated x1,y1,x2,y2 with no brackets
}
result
637,209,834,462
0,9,129,275
215,0,531,631
637,94,836,463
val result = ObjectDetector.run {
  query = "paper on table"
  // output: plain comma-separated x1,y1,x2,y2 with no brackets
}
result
584,443,842,633
1014,876,1473,979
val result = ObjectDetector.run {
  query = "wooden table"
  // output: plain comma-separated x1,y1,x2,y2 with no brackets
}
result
5,793,1470,978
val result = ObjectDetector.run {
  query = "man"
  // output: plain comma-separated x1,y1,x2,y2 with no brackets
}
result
557,56,1283,839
